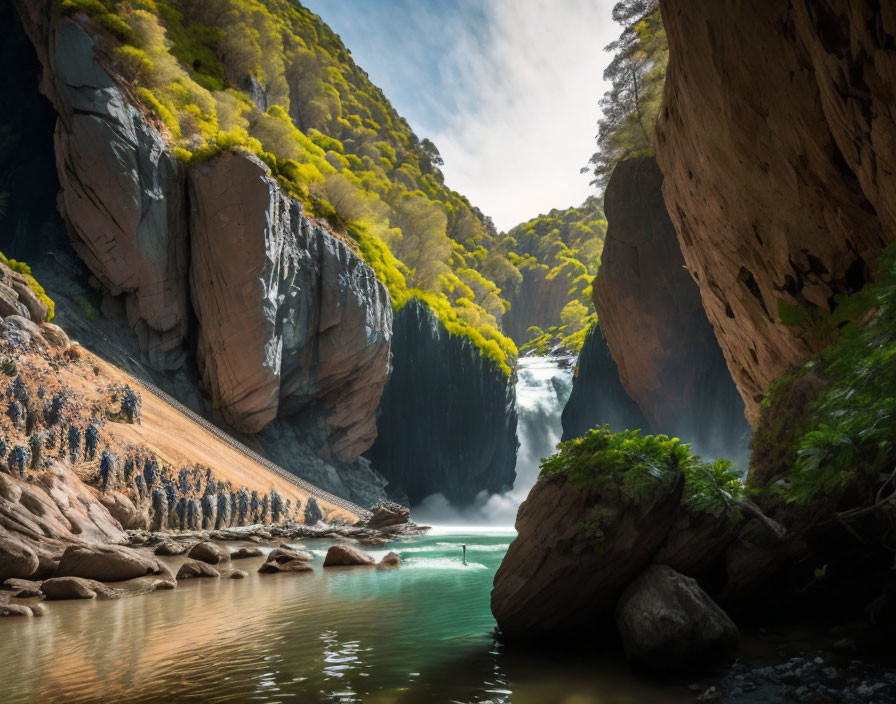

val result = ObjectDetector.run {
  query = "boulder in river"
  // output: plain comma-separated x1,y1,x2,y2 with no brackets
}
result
615,565,739,673
0,603,33,617
41,576,120,600
175,560,220,580
323,545,376,567
55,544,163,582
187,541,229,565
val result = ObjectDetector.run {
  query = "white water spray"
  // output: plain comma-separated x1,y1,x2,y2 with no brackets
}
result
414,356,574,526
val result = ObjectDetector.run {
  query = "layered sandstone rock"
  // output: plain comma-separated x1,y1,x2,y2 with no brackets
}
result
0,465,126,582
595,157,751,459
655,0,896,423
366,300,518,506
189,152,392,454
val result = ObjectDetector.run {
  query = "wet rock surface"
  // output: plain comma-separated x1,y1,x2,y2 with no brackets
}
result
55,544,163,582
175,560,219,580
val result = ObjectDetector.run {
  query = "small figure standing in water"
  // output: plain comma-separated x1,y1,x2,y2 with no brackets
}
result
462,544,467,566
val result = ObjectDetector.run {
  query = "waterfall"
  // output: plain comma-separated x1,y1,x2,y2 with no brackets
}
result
414,356,574,526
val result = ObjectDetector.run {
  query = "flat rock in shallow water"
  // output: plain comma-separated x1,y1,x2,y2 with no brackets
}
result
230,547,264,560
0,603,33,617
55,545,162,582
258,560,312,574
42,576,121,600
615,565,739,673
323,545,375,567
267,547,312,564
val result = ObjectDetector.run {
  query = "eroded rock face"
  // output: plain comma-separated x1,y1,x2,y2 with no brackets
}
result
560,323,647,441
595,158,751,460
189,152,392,454
366,300,518,506
491,468,683,643
655,0,896,423
11,6,189,371
502,268,571,345
0,465,126,582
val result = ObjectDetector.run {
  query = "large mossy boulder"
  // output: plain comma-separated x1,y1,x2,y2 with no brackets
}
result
491,429,685,642
491,428,748,645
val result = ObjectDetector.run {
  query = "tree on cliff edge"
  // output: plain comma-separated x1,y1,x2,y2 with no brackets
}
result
586,0,667,191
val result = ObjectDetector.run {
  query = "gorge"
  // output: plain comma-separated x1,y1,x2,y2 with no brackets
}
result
1,0,896,702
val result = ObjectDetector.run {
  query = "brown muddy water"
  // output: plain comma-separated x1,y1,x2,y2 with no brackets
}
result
0,529,697,703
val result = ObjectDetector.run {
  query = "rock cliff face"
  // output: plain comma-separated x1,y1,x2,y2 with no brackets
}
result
189,154,391,455
655,0,896,423
13,8,189,372
594,157,750,460
366,300,518,506
9,3,393,496
560,323,647,441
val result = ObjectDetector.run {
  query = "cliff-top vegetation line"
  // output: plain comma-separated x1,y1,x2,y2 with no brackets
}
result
58,0,524,372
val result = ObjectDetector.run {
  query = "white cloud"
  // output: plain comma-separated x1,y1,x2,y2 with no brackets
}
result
431,0,619,230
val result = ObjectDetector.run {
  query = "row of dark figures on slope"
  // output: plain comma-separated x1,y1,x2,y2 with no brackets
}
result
0,376,142,475
99,449,325,531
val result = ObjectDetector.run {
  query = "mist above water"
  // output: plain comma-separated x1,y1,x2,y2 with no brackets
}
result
413,356,574,526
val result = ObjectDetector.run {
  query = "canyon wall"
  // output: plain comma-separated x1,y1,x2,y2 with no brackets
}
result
594,157,750,460
366,300,519,507
655,0,896,424
8,3,394,504
560,322,647,441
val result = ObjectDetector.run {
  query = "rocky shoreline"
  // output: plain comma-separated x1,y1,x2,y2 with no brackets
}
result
1,505,424,614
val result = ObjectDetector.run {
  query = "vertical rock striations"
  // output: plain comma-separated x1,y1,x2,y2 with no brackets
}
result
366,300,518,507
189,152,392,455
655,0,896,423
10,2,395,502
594,157,750,459
13,7,189,371
560,323,647,441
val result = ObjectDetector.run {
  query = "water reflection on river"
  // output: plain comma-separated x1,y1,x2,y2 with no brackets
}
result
0,530,692,703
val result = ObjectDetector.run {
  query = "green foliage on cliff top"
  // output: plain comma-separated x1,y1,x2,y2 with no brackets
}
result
503,197,607,353
542,426,743,516
0,252,55,322
759,244,896,505
586,0,667,191
64,0,518,372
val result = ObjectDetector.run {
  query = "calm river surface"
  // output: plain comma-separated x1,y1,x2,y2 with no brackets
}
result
0,528,694,703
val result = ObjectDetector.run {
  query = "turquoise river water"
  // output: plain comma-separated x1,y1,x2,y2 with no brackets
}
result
0,529,695,704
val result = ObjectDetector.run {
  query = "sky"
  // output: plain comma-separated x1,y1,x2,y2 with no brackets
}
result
301,0,619,231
